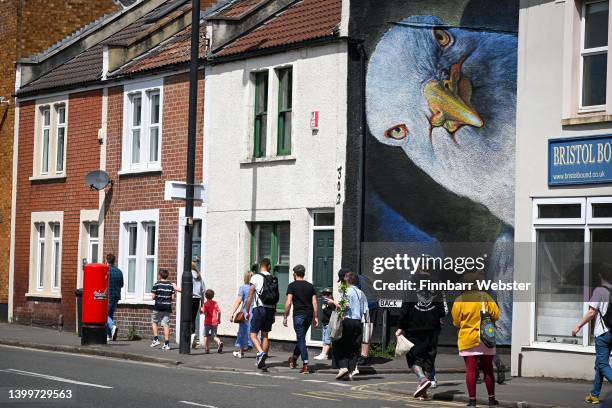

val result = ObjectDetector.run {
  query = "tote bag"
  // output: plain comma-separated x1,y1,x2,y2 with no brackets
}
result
394,335,414,357
328,310,343,341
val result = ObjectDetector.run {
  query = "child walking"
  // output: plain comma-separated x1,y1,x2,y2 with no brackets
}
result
201,289,223,354
314,287,335,360
150,269,177,350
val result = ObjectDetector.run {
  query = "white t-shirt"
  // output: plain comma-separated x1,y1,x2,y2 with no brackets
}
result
250,270,275,309
589,286,610,338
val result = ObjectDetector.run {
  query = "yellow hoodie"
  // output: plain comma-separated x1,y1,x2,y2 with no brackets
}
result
451,291,500,351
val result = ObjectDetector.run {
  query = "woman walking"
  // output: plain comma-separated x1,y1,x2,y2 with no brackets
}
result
331,272,368,381
190,262,205,349
230,271,254,358
451,271,500,407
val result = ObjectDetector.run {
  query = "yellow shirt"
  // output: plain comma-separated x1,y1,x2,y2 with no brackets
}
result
451,291,500,351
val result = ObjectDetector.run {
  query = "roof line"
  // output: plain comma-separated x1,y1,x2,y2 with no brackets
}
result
208,34,341,64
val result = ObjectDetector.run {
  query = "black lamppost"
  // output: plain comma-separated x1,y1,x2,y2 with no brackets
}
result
179,0,201,354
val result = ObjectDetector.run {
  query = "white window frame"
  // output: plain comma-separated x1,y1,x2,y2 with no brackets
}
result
28,211,63,297
121,79,163,174
87,222,100,264
119,209,159,304
579,0,609,112
32,98,68,178
531,197,612,352
51,223,61,289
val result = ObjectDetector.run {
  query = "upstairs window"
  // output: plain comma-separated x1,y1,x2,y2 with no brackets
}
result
122,80,163,173
581,0,609,109
34,101,68,177
253,71,269,158
277,67,293,156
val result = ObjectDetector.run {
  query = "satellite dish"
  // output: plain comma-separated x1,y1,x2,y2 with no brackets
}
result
85,170,112,191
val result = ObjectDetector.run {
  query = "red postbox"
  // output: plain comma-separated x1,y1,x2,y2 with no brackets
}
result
81,263,108,345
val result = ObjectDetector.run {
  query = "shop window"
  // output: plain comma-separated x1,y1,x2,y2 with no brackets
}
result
533,197,612,347
250,222,290,311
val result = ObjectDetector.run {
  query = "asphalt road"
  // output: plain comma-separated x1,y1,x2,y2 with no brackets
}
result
0,345,474,408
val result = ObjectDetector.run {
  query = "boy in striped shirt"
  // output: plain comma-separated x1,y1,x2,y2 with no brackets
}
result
150,269,177,350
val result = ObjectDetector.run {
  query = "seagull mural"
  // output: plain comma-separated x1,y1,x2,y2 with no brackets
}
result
366,15,517,344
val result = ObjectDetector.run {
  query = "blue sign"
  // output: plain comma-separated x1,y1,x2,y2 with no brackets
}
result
549,135,612,186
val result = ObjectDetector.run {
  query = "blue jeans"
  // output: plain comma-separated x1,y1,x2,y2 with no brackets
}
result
292,314,312,364
106,298,119,336
591,330,612,397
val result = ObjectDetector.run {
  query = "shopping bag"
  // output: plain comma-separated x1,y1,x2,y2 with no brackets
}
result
329,310,343,341
394,334,414,357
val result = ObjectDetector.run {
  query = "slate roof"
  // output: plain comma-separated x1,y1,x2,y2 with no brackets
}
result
213,0,341,58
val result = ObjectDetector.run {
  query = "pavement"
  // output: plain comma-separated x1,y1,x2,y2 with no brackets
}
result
0,322,609,407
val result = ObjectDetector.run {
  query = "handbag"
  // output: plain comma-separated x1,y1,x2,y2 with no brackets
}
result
362,310,374,344
233,311,245,323
394,334,414,357
328,310,343,341
480,299,496,348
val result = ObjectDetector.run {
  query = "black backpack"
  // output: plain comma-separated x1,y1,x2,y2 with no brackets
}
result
256,272,279,306
599,287,612,329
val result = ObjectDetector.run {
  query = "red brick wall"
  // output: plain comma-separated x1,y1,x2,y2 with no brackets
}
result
12,90,102,329
1,0,119,317
104,72,204,339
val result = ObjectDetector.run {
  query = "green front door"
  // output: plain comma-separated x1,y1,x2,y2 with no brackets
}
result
311,229,334,341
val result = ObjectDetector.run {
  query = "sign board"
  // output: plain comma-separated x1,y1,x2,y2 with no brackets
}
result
379,299,403,308
548,135,612,186
310,111,320,130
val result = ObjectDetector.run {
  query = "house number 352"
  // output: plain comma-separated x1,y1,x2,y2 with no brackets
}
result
336,166,342,205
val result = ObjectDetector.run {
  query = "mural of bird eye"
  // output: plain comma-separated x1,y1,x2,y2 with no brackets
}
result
366,15,517,226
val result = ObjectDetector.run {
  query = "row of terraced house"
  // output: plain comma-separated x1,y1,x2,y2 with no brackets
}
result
4,0,612,381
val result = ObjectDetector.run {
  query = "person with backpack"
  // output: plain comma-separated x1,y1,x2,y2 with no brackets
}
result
245,258,279,370
572,264,612,404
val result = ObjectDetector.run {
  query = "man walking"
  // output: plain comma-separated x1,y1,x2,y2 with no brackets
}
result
106,253,123,342
572,264,612,404
246,258,279,369
284,264,318,374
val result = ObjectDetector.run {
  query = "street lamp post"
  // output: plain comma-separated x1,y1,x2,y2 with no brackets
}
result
179,0,201,354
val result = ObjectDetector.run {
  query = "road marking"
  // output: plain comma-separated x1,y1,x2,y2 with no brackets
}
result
292,392,340,402
326,381,353,387
208,381,255,389
302,379,326,383
179,402,219,408
2,368,112,389
270,375,295,380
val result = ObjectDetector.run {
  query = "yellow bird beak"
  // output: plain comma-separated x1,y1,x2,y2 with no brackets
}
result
423,59,483,135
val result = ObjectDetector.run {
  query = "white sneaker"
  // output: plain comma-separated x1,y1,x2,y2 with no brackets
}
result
430,380,437,389
336,368,349,380
111,325,118,341
161,343,170,350
106,336,112,342
150,339,161,348
233,351,244,358
314,353,327,360
351,367,359,376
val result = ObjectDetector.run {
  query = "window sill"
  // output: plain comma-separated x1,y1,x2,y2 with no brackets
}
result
240,155,296,165
118,167,162,177
522,342,595,354
118,299,155,306
29,175,67,182
562,113,612,126
25,292,62,299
